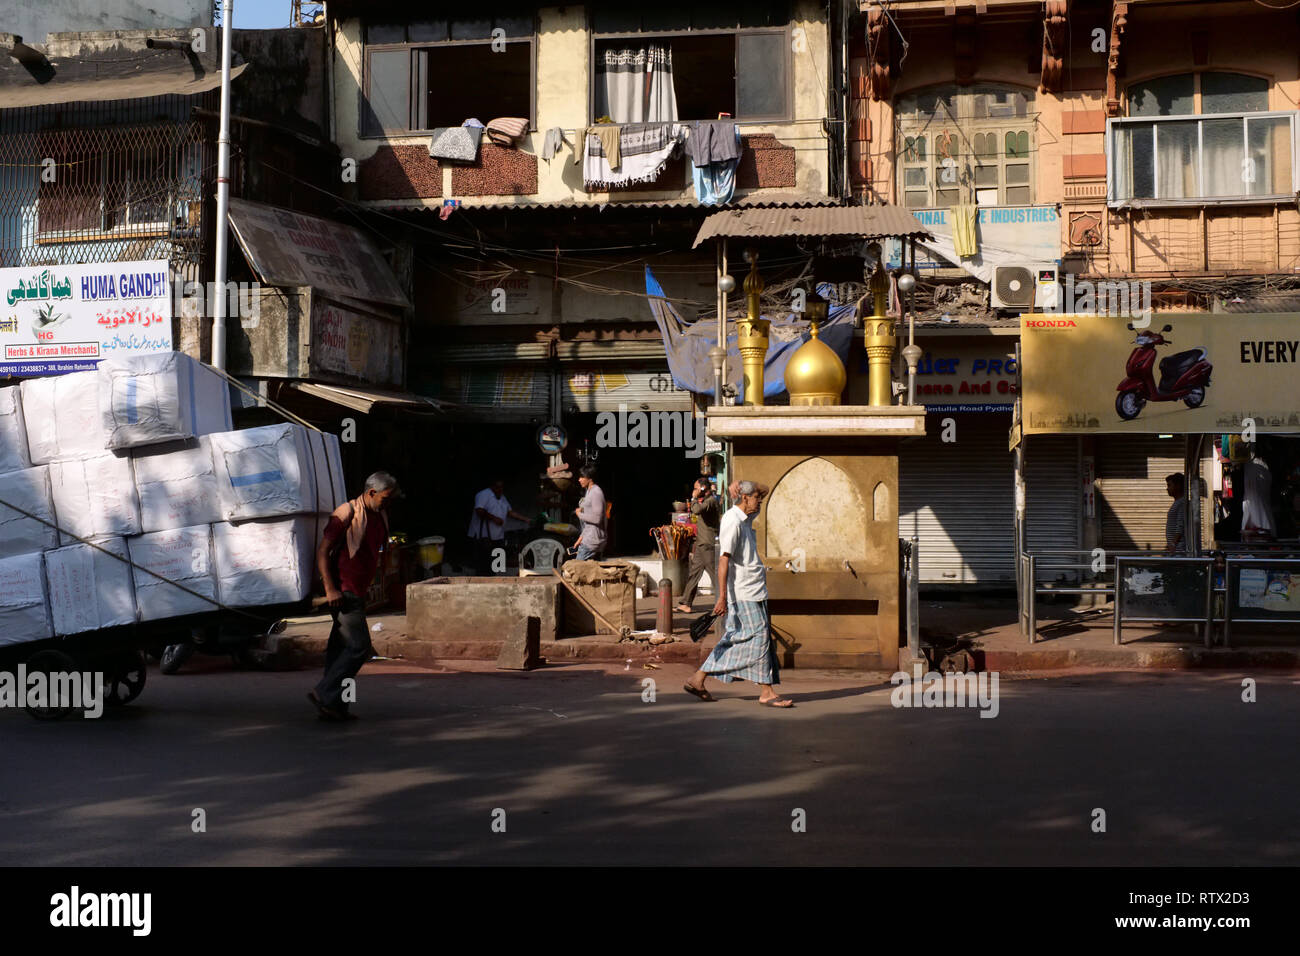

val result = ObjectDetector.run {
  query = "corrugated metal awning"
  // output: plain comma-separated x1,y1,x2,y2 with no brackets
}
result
363,192,843,214
693,204,933,247
0,44,247,107
289,382,449,415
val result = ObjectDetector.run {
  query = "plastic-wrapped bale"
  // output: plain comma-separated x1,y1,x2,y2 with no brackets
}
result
210,424,344,521
132,436,222,533
49,454,141,545
20,371,107,464
127,524,219,622
213,516,321,607
0,466,58,559
0,385,31,475
44,537,137,635
0,552,53,647
98,351,233,451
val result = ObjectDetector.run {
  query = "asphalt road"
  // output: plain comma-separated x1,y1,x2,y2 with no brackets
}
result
1,660,1296,866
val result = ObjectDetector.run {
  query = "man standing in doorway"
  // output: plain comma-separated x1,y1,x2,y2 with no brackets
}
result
309,471,401,721
1165,473,1187,555
469,478,531,575
677,477,721,613
684,479,792,708
574,465,607,561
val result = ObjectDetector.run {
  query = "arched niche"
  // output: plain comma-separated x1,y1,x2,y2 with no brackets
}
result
766,457,869,561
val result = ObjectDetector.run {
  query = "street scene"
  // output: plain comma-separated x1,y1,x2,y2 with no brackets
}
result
0,0,1297,922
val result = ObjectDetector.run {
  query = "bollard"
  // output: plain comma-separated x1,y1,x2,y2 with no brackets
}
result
656,579,674,635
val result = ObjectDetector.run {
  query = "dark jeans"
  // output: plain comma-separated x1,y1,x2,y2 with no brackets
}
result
472,536,499,576
314,592,372,710
681,539,716,606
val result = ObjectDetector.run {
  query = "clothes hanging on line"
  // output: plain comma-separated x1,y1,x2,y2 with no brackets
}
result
583,123,683,189
486,117,528,147
689,126,742,205
687,120,742,167
428,127,480,162
541,127,566,162
952,204,979,258
573,124,622,168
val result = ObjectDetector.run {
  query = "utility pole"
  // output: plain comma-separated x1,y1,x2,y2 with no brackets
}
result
211,0,234,370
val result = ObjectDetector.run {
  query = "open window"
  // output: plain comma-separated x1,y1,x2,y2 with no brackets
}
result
589,3,792,124
361,16,536,136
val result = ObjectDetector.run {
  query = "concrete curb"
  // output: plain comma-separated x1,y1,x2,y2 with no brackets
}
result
980,646,1300,672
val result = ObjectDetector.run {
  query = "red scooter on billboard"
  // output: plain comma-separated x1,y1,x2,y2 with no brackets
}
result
1115,323,1213,421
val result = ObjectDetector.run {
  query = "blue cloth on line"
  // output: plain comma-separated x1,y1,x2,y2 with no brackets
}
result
702,599,779,684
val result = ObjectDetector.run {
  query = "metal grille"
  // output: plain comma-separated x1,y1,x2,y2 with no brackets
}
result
0,96,214,289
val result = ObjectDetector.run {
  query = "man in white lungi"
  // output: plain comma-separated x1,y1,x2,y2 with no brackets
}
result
684,479,792,707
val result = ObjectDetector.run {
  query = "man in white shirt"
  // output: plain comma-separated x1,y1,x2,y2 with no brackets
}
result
468,479,531,575
684,478,792,708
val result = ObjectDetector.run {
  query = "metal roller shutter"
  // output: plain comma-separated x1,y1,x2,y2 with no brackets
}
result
439,366,550,415
899,415,1015,585
1097,435,1185,551
1025,436,1080,577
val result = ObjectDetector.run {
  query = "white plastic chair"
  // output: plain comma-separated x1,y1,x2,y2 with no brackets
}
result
519,538,565,575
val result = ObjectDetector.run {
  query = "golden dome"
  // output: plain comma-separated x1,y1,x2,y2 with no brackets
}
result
784,323,846,406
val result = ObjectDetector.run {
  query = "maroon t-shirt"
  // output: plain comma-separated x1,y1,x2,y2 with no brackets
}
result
323,511,388,596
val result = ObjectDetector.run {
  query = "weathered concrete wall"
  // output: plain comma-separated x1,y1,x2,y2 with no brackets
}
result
0,0,210,46
233,26,330,139
407,576,561,643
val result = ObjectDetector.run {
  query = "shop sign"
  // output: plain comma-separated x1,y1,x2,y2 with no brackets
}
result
882,204,1062,279
227,198,409,308
537,423,568,455
860,348,1017,409
1020,312,1300,435
457,276,541,317
309,296,402,386
1,260,172,375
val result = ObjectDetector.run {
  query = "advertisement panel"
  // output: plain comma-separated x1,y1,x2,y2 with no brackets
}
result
1020,312,1300,435
1,261,173,376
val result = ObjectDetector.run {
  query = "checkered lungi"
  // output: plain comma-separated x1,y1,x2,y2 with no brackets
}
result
701,599,779,684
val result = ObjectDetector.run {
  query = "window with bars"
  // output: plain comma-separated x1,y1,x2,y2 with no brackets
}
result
361,17,536,136
35,132,181,241
1109,72,1296,205
896,85,1034,208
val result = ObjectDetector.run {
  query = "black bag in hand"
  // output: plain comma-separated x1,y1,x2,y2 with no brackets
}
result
690,609,719,643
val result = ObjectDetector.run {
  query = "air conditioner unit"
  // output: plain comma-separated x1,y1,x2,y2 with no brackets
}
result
991,263,1059,311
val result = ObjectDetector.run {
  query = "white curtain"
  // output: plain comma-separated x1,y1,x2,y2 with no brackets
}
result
1155,121,1198,199
1202,118,1245,197
600,45,678,124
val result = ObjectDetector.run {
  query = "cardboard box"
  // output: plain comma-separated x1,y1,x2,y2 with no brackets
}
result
0,384,31,475
98,351,233,451
127,524,219,621
210,423,345,521
131,436,222,533
0,552,53,647
45,537,137,635
0,465,58,559
21,371,106,463
49,453,141,544
213,516,320,607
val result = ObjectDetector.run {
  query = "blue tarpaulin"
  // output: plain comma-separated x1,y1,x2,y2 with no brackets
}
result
645,266,857,399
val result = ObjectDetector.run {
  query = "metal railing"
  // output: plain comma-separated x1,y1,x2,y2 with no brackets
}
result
901,536,919,659
1019,548,1156,644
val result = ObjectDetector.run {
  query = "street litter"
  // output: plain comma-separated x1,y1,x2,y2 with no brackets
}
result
371,623,384,632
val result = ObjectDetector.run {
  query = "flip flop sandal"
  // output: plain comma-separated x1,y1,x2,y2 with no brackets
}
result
759,696,794,708
683,683,715,702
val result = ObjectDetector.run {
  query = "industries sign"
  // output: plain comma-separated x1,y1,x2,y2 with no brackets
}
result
1,260,173,376
1020,312,1300,435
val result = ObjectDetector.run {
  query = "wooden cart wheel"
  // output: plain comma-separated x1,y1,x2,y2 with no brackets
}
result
105,650,148,706
23,649,80,721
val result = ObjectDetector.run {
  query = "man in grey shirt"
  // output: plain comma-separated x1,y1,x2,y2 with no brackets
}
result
574,465,607,560
1165,473,1187,554
677,477,721,612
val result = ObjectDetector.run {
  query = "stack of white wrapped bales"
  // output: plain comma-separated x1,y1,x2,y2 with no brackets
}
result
0,352,344,648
